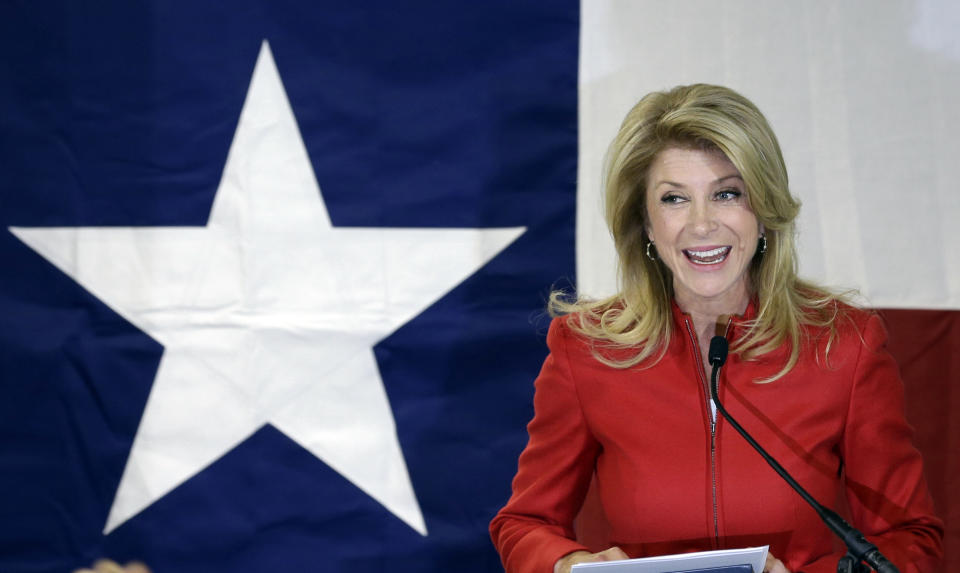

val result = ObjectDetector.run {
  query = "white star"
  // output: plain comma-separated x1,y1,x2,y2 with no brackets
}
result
9,41,524,536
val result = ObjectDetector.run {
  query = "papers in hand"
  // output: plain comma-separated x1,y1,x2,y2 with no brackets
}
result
570,545,768,573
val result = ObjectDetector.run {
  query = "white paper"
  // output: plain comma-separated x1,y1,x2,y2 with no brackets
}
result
571,545,768,573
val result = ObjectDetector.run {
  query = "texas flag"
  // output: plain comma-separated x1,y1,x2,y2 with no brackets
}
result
0,2,956,573
0,3,576,571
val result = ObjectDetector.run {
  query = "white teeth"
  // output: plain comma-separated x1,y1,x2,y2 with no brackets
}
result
687,247,726,258
684,246,731,265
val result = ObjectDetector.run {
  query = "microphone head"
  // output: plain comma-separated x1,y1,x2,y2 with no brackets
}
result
708,336,729,367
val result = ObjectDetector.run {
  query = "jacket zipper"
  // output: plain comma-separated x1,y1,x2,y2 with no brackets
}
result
683,317,734,549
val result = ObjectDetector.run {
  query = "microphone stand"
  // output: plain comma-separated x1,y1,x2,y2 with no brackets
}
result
706,336,898,573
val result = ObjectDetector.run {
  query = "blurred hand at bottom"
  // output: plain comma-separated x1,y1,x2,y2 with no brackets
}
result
554,546,629,573
73,559,151,573
764,553,792,573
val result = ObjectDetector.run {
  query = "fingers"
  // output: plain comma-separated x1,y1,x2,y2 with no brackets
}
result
73,560,151,573
73,560,123,573
764,553,792,573
596,546,629,561
555,547,628,573
554,551,593,573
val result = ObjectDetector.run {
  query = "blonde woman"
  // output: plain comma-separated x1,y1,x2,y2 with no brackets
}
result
490,85,942,573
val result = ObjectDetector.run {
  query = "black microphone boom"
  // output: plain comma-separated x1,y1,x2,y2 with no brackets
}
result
706,336,899,573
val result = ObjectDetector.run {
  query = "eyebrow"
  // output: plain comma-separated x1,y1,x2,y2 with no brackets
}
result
653,174,744,189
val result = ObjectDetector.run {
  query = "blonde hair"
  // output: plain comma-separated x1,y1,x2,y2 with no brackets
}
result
553,84,850,380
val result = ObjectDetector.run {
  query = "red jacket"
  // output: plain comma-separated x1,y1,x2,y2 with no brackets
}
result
490,303,943,573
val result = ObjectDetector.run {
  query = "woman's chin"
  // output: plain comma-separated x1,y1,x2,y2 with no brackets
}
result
673,274,751,309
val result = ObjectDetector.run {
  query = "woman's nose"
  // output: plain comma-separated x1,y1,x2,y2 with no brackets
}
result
688,200,718,235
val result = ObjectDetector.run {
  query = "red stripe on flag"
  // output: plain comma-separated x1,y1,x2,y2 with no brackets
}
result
881,308,960,573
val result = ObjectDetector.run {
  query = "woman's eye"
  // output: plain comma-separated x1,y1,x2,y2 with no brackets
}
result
715,188,742,201
660,194,684,204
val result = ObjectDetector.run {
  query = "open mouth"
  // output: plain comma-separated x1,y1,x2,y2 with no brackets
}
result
683,246,731,265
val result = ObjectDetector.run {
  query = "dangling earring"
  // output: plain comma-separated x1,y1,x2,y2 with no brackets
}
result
758,234,767,255
646,241,657,261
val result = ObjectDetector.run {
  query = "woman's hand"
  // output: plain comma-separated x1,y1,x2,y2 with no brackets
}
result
73,559,151,573
554,547,629,573
764,552,791,573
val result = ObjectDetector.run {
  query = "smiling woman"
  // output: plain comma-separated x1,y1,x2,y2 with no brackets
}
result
644,146,761,372
490,84,944,573
553,85,809,381
646,149,758,314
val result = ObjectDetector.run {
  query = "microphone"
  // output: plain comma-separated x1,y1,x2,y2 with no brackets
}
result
707,336,899,573
708,335,728,368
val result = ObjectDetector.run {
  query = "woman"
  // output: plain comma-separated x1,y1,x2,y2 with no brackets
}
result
489,85,943,573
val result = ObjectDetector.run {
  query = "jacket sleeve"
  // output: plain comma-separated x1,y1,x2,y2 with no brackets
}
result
797,313,943,573
490,317,601,573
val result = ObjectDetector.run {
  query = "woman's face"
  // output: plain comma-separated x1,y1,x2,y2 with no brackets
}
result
644,146,761,313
